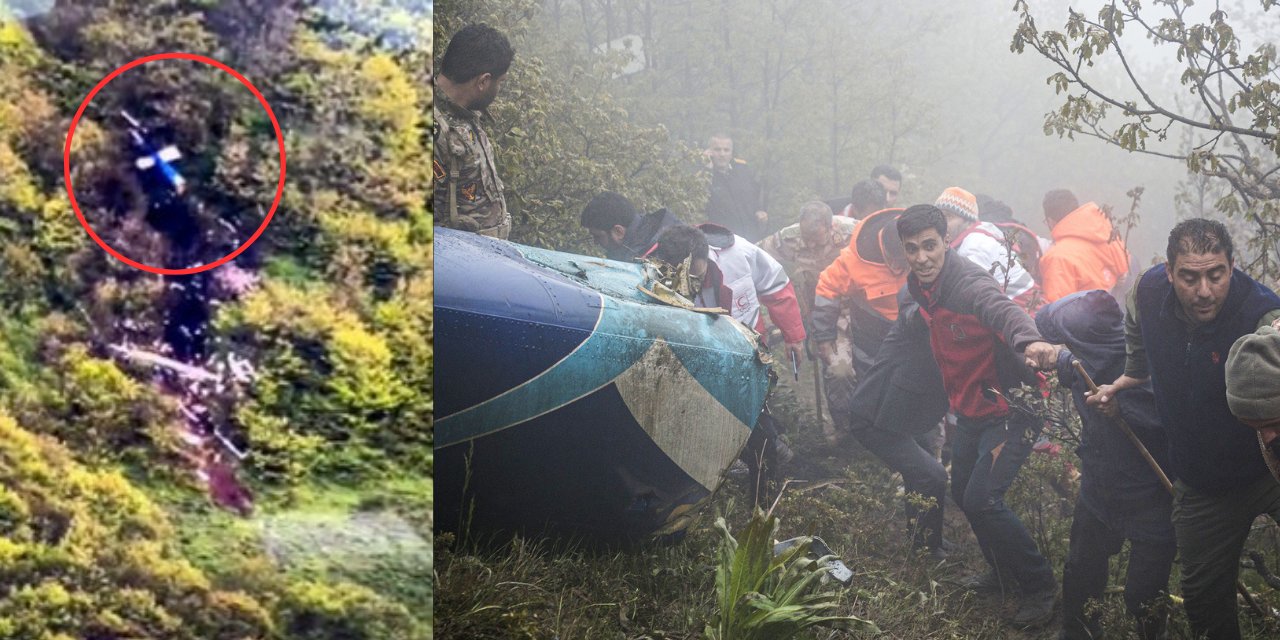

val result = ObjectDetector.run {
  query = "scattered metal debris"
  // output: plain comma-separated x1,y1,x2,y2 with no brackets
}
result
773,536,854,586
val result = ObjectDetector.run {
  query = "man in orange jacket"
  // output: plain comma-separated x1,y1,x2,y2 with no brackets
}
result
1040,189,1132,303
812,207,909,413
813,206,954,557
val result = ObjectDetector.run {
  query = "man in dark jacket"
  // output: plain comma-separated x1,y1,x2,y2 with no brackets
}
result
705,134,767,242
843,288,952,557
580,191,681,262
1089,219,1280,639
897,204,1061,628
1037,290,1175,640
809,206,952,557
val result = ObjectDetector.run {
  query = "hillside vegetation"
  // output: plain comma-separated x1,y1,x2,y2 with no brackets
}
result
0,1,433,637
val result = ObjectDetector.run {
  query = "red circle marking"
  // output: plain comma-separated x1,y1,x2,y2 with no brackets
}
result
63,52,286,276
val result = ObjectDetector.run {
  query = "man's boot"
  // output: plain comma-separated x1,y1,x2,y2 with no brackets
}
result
1012,584,1059,629
1058,612,1104,640
958,569,1010,594
910,528,953,561
916,538,954,561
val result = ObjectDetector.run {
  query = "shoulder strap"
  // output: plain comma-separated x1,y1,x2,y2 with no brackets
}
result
949,224,984,248
447,166,458,224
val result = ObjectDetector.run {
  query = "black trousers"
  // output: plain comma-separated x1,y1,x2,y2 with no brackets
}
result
1172,474,1280,640
853,426,948,548
952,413,1056,593
1060,494,1176,639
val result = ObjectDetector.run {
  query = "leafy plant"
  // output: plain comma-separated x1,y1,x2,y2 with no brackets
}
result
705,507,878,640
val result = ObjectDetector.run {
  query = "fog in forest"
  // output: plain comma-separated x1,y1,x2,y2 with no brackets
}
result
438,0,1280,266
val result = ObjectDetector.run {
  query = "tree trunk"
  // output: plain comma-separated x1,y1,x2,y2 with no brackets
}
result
720,0,738,132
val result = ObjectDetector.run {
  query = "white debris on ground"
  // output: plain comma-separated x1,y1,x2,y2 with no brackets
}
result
107,259,264,516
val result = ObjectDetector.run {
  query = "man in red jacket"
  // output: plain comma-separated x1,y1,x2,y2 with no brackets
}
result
896,204,1061,628
1040,189,1131,302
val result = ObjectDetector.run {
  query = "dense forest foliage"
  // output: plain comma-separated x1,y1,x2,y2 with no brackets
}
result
0,1,433,637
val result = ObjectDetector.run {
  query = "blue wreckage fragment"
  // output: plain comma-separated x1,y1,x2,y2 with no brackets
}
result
434,228,770,541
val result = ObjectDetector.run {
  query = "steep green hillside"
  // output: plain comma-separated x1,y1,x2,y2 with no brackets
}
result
0,1,432,637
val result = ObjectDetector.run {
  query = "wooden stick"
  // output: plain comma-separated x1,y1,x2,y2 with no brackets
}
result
1072,360,1274,620
1072,360,1173,493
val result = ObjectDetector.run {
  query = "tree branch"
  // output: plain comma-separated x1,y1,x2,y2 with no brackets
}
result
1028,4,1277,143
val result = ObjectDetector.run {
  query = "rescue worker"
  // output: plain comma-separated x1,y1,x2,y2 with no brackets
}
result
579,191,681,262
934,187,1042,311
1039,189,1131,302
649,224,805,498
977,193,1050,284
897,204,1061,628
811,205,904,430
977,195,1050,251
831,179,888,219
650,224,804,365
759,201,860,440
705,134,768,242
1091,219,1280,639
433,24,515,238
1037,290,1175,640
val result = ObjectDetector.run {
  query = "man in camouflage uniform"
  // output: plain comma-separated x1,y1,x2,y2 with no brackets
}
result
433,24,515,238
759,200,858,309
759,201,859,439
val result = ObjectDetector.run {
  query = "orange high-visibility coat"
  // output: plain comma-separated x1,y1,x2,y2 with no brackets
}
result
1040,202,1130,302
815,208,908,322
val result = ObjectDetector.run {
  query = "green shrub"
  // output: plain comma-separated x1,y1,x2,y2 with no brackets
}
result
9,344,181,468
218,278,428,486
706,508,879,640
0,413,276,639
276,579,425,640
